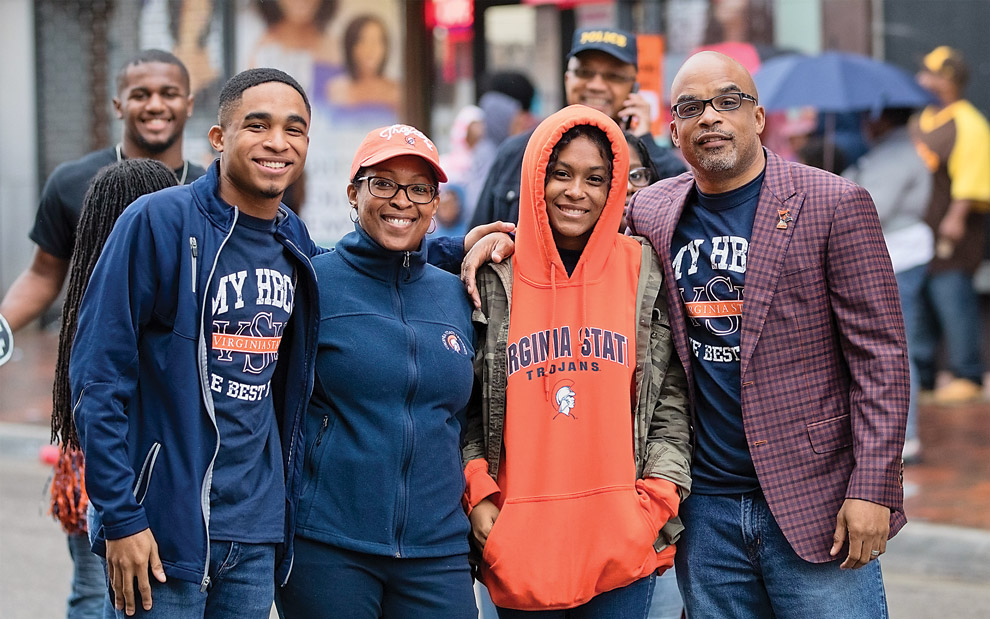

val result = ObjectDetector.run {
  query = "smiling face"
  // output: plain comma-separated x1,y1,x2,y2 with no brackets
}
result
208,81,310,218
113,61,193,158
348,155,439,252
669,51,766,193
545,134,611,252
564,51,638,121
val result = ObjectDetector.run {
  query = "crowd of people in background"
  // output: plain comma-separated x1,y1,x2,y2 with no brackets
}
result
1,15,987,619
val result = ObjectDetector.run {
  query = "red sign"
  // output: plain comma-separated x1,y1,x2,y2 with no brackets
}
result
427,0,474,29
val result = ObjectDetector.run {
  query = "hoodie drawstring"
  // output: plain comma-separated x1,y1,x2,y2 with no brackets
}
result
544,267,557,401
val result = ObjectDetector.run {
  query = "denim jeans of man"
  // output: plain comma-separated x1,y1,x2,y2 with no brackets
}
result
675,492,888,618
67,531,106,619
895,263,928,442
495,574,656,619
107,541,274,619
915,268,984,387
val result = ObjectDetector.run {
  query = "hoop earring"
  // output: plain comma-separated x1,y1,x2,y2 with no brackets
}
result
349,207,358,223
428,217,437,234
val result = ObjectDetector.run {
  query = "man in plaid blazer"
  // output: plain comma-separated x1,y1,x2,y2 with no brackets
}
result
626,51,909,617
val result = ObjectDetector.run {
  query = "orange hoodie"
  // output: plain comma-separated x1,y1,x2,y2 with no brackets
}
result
468,106,676,610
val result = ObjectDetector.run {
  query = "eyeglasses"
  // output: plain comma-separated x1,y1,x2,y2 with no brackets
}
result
568,67,637,85
671,92,757,119
628,167,653,188
357,177,438,204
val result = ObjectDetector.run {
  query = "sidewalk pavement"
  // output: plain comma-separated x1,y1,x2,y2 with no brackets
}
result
3,422,990,618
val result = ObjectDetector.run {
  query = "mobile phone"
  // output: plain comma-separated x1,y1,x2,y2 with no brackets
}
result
622,82,641,130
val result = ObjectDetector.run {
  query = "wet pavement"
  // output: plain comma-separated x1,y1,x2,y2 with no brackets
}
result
2,327,989,617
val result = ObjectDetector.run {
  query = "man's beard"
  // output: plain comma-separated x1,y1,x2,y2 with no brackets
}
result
695,148,737,173
260,185,285,200
133,130,180,155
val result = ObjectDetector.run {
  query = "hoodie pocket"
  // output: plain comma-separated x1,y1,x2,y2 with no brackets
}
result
481,486,660,610
132,442,162,505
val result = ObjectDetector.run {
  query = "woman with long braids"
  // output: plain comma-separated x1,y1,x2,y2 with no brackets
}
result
49,159,178,619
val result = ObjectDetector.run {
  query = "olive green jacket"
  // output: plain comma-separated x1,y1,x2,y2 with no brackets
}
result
462,238,692,549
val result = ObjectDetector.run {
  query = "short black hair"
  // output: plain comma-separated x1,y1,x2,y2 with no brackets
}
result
484,71,536,112
116,49,190,94
217,68,311,126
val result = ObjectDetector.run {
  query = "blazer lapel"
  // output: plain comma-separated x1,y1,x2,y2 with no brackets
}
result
656,186,695,390
740,150,803,378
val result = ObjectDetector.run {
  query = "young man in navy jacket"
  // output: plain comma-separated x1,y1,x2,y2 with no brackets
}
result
71,68,320,618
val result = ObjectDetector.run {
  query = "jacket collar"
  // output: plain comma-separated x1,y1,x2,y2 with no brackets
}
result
336,222,429,283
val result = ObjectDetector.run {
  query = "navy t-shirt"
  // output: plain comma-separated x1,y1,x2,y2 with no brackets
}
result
671,170,765,494
207,211,295,542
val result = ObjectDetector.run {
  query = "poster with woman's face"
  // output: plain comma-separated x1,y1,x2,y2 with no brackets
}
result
235,0,404,245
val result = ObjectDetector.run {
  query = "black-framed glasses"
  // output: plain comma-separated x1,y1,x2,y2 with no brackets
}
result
568,67,637,85
357,176,438,204
628,167,653,188
671,92,758,119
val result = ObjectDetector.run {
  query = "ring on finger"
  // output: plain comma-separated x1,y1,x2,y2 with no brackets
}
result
870,549,880,557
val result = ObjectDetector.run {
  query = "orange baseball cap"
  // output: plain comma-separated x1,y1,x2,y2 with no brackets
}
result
350,124,448,183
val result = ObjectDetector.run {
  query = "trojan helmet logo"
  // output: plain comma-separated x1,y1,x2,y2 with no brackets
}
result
552,380,577,420
442,330,469,356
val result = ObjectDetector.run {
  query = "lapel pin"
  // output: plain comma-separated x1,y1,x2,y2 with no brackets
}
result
776,208,793,230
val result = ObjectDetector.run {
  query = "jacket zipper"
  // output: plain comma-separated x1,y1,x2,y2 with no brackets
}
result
197,209,238,591
189,237,198,293
132,442,162,504
393,260,416,558
315,415,329,447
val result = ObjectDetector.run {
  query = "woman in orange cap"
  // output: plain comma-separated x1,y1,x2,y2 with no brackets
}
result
280,125,478,618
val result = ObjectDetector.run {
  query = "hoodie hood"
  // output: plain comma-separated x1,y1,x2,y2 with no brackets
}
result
515,105,630,284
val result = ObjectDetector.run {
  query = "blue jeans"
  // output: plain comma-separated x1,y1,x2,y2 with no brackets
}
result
675,492,888,618
647,569,682,619
896,264,927,441
112,541,274,619
915,269,984,386
495,574,655,618
85,504,116,619
67,531,106,619
278,536,477,618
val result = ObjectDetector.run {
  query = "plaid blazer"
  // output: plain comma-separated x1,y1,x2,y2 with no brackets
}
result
627,148,909,563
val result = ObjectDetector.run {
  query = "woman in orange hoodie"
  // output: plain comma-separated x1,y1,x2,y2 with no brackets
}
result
463,105,692,615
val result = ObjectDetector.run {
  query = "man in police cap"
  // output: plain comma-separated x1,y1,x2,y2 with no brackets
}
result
469,26,685,227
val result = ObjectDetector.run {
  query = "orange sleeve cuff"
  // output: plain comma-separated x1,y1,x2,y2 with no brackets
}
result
635,477,680,531
463,458,500,514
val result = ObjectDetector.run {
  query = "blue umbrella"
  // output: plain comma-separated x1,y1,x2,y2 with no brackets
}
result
753,50,935,113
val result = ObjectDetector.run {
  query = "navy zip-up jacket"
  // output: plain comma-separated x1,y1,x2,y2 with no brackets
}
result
70,162,322,588
293,225,475,559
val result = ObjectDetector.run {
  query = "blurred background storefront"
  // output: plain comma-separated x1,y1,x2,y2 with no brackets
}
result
1,0,988,281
